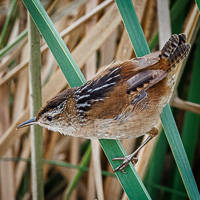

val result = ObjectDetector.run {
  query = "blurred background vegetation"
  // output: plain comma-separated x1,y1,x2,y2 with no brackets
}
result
0,0,199,199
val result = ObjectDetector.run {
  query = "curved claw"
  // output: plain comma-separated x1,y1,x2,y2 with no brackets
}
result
114,165,127,173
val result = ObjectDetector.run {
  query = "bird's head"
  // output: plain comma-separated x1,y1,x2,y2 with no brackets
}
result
17,89,75,133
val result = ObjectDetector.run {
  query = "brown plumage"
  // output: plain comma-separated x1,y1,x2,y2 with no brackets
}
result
17,33,191,172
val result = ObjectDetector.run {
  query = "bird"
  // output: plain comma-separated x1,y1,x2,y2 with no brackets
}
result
17,33,190,172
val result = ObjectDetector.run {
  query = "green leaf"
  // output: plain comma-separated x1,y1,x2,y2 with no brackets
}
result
0,0,18,49
0,30,27,59
115,0,150,56
161,105,199,200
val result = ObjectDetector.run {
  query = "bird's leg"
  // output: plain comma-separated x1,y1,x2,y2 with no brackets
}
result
112,127,158,173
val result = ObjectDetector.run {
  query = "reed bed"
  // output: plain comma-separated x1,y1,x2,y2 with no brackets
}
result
0,0,199,199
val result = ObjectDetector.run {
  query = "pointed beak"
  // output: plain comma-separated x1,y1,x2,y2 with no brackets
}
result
17,117,37,129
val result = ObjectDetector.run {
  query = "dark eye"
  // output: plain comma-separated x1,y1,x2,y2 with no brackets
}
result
46,116,53,121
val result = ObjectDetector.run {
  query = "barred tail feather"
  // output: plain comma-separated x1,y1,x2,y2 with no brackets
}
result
160,33,191,66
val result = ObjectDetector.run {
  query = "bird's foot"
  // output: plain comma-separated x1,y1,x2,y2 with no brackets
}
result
112,134,156,173
112,154,138,173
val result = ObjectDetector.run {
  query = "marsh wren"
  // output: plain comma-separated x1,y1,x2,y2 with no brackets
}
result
18,34,190,172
